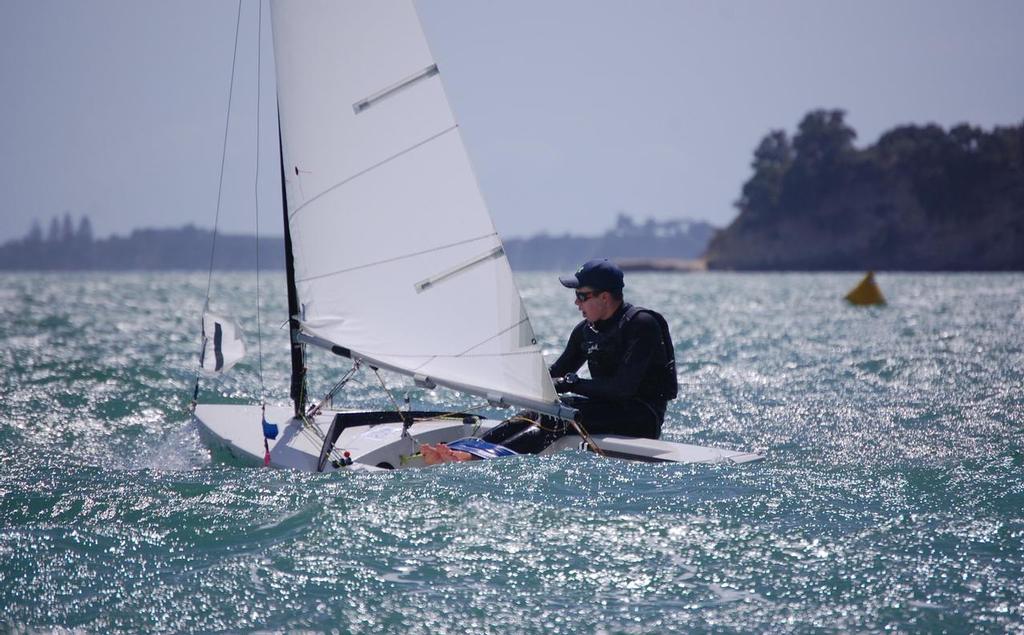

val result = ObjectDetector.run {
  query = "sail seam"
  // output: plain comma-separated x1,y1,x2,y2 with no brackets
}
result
318,324,539,361
288,124,458,221
456,318,532,356
456,351,538,358
360,350,539,360
296,232,498,283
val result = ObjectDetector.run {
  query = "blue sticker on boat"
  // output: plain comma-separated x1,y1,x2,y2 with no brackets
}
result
447,437,517,460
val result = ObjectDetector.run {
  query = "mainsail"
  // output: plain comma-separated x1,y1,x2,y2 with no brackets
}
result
269,1,562,414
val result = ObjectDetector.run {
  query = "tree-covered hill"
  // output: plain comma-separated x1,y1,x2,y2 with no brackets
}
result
705,111,1024,270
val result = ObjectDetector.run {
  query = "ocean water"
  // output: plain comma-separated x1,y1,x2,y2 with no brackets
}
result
1,271,1022,634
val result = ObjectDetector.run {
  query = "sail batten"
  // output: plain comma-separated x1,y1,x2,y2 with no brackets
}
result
353,63,440,114
270,0,560,410
414,245,505,293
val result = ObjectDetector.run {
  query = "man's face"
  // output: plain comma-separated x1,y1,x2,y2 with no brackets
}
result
574,286,611,323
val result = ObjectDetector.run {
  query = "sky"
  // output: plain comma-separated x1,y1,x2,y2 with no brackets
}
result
1,0,1022,244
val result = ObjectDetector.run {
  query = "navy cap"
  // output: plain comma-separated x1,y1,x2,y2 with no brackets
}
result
559,258,624,291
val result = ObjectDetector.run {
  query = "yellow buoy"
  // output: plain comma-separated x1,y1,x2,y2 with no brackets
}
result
845,271,885,306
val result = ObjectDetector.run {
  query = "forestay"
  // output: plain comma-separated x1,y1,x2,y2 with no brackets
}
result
269,1,560,412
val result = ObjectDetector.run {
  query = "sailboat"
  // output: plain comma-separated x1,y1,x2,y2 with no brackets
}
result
193,1,762,472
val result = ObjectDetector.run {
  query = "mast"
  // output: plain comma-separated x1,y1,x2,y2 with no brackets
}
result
278,113,306,418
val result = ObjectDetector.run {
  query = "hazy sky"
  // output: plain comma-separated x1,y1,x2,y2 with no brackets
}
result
1,0,1022,244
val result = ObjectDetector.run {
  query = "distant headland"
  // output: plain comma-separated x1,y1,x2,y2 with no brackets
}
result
705,111,1023,270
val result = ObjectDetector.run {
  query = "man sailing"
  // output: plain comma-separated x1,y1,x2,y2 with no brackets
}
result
422,258,678,463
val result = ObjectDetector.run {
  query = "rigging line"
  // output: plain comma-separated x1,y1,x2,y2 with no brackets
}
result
304,362,360,420
287,124,459,221
295,414,331,456
569,417,606,458
203,0,245,304
404,403,490,428
372,367,416,439
254,0,265,400
191,0,242,414
294,412,348,468
296,232,497,283
373,367,406,414
298,364,360,466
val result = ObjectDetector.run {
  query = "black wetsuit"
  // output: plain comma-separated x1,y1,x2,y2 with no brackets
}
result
482,302,675,453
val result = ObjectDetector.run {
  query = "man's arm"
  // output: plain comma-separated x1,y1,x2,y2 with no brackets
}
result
568,312,661,400
549,321,586,378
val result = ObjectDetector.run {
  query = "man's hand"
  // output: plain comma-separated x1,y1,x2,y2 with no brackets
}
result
554,372,578,394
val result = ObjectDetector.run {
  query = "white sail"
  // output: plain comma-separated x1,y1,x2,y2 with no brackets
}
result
269,0,559,409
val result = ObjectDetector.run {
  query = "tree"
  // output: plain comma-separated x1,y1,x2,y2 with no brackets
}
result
26,220,42,243
792,109,857,168
613,213,636,236
949,123,983,154
47,217,60,243
874,124,947,171
737,130,792,218
60,212,74,243
780,109,858,212
76,216,94,244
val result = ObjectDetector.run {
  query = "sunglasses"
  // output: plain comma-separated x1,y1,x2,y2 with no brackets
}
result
575,290,600,302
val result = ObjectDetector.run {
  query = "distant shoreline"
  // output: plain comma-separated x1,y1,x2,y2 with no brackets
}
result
616,258,707,272
0,214,716,273
8,114,1020,273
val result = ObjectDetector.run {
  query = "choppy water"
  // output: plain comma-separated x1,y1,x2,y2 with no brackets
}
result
1,272,1022,633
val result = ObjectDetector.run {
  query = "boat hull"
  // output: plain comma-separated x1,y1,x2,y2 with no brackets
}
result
193,404,762,472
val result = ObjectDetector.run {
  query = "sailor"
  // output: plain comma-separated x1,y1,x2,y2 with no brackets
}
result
479,258,678,454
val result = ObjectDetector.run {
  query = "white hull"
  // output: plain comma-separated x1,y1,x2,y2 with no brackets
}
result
193,404,762,472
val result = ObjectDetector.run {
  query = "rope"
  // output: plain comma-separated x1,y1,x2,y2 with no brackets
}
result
501,411,606,457
253,0,265,403
305,363,360,420
203,0,244,304
568,418,605,457
275,362,362,468
188,0,244,414
372,367,409,425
